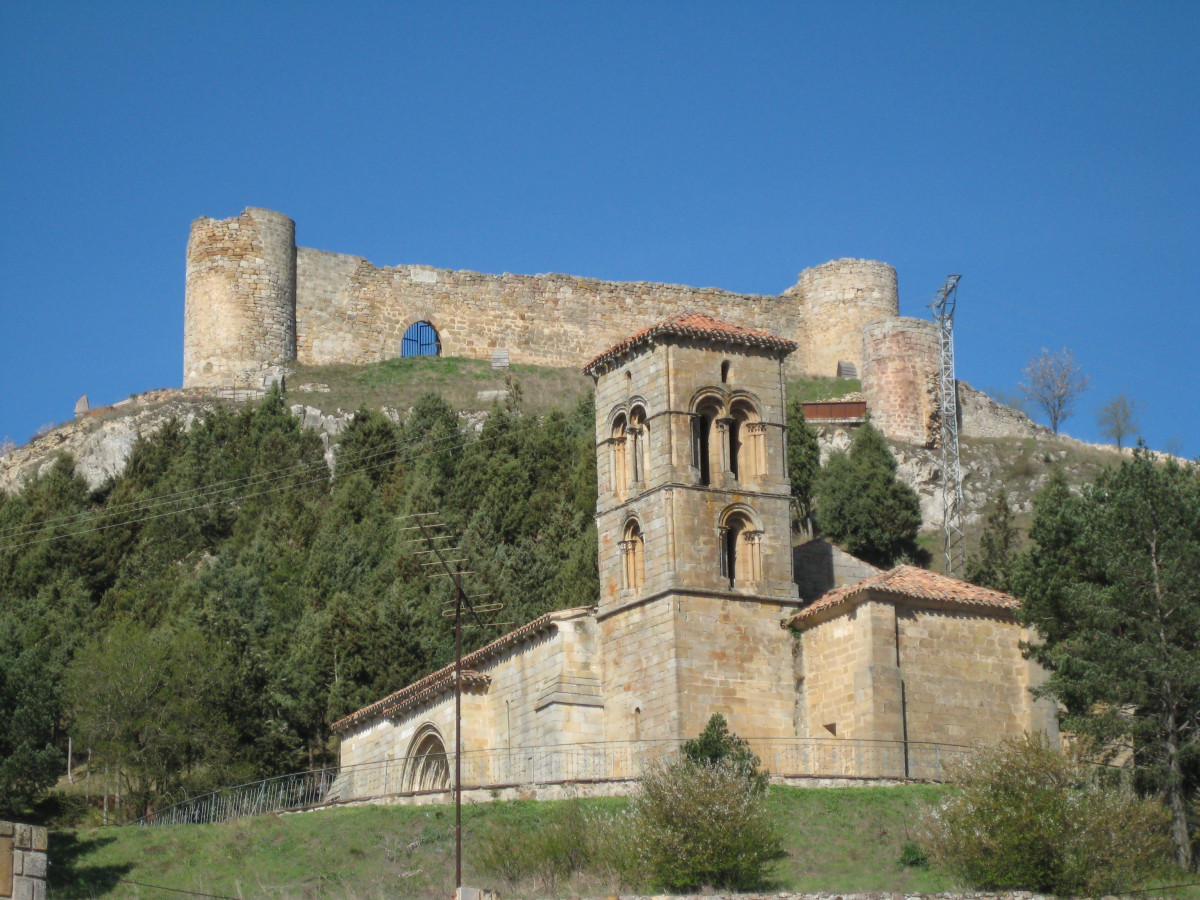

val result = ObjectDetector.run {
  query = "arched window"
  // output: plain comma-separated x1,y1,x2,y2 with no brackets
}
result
401,321,440,357
729,400,764,481
720,510,763,587
611,414,628,493
629,405,649,483
403,726,450,792
620,518,646,590
692,401,722,486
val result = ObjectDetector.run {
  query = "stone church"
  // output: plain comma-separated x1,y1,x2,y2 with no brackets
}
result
332,315,1056,802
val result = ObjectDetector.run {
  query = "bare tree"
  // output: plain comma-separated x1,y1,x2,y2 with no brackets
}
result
1020,348,1090,434
1096,392,1143,450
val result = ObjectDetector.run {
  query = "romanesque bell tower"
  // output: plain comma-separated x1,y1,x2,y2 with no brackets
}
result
583,314,803,744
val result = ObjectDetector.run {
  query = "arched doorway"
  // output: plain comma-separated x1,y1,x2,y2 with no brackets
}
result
401,321,440,357
403,726,450,792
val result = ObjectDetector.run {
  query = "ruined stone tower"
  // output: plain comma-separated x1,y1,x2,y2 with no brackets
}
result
184,208,297,389
584,315,803,743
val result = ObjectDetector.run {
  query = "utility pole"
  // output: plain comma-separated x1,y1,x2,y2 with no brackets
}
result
398,512,506,895
929,275,964,576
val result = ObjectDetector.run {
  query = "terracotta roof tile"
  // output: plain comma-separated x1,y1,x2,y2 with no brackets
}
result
332,606,594,732
787,565,1020,626
583,313,797,375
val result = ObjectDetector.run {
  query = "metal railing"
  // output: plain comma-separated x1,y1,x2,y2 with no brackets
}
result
136,736,972,827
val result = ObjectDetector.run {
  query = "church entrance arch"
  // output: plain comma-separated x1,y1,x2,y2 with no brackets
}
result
402,725,450,792
400,321,440,357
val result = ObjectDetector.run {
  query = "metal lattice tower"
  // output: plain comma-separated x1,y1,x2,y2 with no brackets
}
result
929,275,964,576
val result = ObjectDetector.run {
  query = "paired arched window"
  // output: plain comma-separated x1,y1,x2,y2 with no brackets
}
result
620,518,646,590
400,321,440,357
692,395,765,485
403,725,450,792
720,509,763,587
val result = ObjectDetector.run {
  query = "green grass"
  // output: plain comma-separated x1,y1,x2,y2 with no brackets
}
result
787,376,862,404
51,787,957,899
288,357,593,416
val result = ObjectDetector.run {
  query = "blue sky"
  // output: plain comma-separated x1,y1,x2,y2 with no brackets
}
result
2,2,1197,456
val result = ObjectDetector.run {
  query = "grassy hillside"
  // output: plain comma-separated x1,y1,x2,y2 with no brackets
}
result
289,357,594,415
53,786,955,899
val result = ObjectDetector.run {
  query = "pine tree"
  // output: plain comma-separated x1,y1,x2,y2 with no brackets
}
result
815,422,923,568
785,396,820,526
964,487,1019,593
1014,451,1200,869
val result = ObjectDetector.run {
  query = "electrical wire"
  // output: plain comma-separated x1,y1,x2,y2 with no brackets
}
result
0,405,593,553
0,401,587,540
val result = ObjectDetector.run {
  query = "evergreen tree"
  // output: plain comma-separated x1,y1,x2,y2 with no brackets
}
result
785,396,820,526
964,487,1019,593
1014,450,1200,869
815,422,923,568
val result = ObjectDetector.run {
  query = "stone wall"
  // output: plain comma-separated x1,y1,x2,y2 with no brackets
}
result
958,381,1048,440
0,821,48,900
861,317,940,446
795,595,1058,753
184,208,296,388
793,538,882,602
184,208,908,388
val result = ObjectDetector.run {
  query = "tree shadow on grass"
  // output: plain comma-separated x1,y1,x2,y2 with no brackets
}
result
48,830,132,898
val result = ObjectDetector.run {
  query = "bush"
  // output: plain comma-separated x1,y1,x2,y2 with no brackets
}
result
682,712,769,791
476,800,643,893
629,757,784,892
815,422,924,567
921,735,1171,895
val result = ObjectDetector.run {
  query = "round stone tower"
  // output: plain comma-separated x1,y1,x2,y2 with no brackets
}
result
861,317,941,447
183,207,297,389
792,259,899,379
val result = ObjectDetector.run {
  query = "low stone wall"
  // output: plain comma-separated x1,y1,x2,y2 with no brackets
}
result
0,821,47,900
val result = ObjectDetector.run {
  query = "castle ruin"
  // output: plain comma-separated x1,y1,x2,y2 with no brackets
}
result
184,207,941,445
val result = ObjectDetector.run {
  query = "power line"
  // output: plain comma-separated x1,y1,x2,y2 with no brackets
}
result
1,400,589,541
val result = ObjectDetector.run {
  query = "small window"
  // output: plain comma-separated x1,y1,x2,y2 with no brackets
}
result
721,360,730,383
401,321,440,357
729,401,763,481
629,406,649,483
721,512,762,587
621,519,646,589
611,414,629,493
692,402,721,486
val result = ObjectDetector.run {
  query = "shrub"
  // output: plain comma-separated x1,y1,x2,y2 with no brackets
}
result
921,734,1171,895
629,756,784,892
682,712,769,791
476,800,643,893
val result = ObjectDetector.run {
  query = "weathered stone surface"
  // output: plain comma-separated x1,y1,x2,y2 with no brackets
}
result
74,394,90,416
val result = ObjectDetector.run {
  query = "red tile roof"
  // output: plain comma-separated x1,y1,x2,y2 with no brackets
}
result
331,606,594,732
583,313,797,375
787,565,1021,626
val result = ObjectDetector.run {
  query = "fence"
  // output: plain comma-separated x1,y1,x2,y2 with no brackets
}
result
137,736,972,827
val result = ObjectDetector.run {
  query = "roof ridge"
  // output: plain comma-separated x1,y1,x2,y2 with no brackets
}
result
332,606,594,732
583,313,797,374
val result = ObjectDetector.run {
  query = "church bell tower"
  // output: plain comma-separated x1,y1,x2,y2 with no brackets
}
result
583,314,802,743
